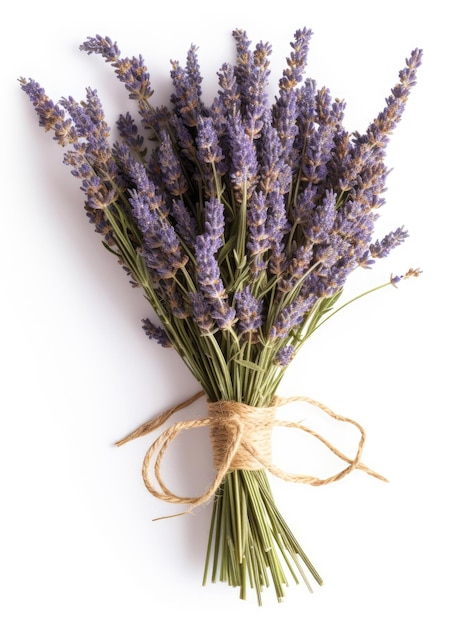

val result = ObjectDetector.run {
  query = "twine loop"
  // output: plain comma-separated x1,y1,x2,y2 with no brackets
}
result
116,391,387,518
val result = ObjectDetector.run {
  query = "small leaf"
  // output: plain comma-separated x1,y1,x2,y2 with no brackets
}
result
233,358,265,372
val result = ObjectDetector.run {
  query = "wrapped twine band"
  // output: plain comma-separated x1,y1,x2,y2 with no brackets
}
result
116,391,387,517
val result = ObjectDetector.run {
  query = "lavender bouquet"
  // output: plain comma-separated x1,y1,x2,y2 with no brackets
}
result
20,29,421,604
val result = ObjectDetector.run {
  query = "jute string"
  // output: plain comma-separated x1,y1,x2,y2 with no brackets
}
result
116,391,387,517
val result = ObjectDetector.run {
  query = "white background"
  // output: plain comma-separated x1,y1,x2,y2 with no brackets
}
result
2,1,471,624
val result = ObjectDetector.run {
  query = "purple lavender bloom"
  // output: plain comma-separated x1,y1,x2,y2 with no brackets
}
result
203,197,225,251
269,294,316,340
170,45,205,127
60,142,119,248
19,78,76,146
272,88,299,171
170,198,197,248
267,192,290,277
169,113,200,176
21,80,119,246
196,116,226,172
227,112,258,201
232,29,253,96
362,48,423,147
274,345,296,367
344,49,423,194
258,116,292,196
369,226,409,258
195,234,225,298
128,190,188,280
142,318,173,348
302,190,337,244
295,78,317,140
234,286,263,338
80,36,153,102
246,191,270,274
292,184,318,227
189,291,215,335
278,243,315,294
245,40,272,137
216,62,240,117
232,30,272,139
279,28,313,91
161,279,189,319
195,115,227,196
59,90,112,167
195,233,236,330
156,129,188,196
116,112,145,152
301,88,339,185
113,143,168,215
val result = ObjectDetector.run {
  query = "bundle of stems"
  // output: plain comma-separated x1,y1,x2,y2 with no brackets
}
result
20,28,421,603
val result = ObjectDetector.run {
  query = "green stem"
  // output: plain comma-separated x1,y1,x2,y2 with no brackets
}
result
313,280,394,332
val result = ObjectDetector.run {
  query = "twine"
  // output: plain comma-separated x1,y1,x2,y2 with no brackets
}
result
116,391,387,517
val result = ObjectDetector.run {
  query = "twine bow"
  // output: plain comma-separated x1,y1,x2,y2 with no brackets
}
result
116,391,387,517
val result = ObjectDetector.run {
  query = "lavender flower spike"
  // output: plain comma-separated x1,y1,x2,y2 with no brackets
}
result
170,45,205,127
142,318,173,348
80,35,154,102
279,27,313,91
19,78,76,146
356,48,423,152
370,226,409,259
228,112,258,202
195,233,236,330
274,345,296,367
156,128,189,196
269,294,316,340
234,286,263,340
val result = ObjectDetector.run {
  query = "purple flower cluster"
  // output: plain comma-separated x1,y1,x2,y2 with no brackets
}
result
21,30,422,371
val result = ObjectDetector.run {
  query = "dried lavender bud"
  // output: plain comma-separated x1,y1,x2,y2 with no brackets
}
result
227,112,258,202
19,78,76,146
195,234,236,330
170,198,197,248
234,286,264,338
246,191,270,275
274,345,296,367
233,31,271,139
194,116,227,196
269,294,316,340
156,129,188,196
278,243,314,294
301,87,338,185
80,35,153,102
302,190,337,244
116,112,145,152
279,27,313,91
142,318,173,348
370,227,409,258
272,88,299,171
216,62,240,116
267,192,290,277
258,117,292,196
170,45,205,127
129,190,188,279
203,197,225,252
196,115,227,173
189,292,215,335
390,267,422,286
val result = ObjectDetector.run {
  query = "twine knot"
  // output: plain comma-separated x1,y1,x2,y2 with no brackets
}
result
208,400,275,471
116,392,387,518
